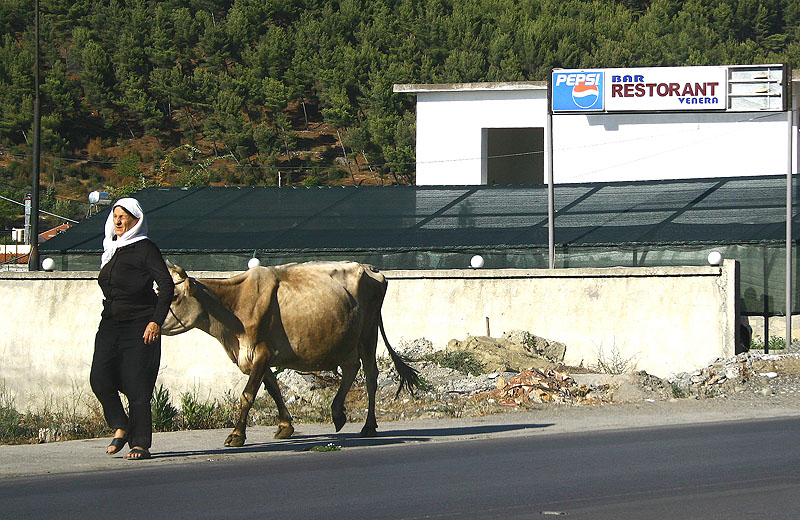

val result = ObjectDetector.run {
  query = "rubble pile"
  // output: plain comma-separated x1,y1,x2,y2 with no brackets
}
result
668,357,750,398
276,334,800,427
395,338,436,360
444,332,566,373
482,367,610,406
667,350,800,398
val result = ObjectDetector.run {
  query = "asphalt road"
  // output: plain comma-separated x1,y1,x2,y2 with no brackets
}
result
2,407,800,519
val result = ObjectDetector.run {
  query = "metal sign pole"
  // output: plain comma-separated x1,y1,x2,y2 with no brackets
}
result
787,105,794,347
547,77,555,269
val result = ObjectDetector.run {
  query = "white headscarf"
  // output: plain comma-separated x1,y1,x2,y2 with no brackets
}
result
100,198,149,268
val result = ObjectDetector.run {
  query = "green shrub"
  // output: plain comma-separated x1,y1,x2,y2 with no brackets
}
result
0,398,31,444
301,175,322,186
179,391,218,430
151,385,179,432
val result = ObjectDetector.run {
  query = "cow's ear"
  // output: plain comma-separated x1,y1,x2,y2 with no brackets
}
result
186,277,196,296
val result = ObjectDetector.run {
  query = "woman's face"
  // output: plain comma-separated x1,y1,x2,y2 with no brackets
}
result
112,206,139,238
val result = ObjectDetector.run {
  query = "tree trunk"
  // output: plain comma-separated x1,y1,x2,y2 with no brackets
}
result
122,117,136,139
301,100,309,130
362,150,380,185
336,128,355,185
184,107,196,133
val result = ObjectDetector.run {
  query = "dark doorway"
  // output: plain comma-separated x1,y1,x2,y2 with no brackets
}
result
483,127,544,184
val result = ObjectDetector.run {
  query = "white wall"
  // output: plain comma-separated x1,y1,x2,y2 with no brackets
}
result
403,82,799,185
0,263,738,411
383,263,739,378
553,110,795,183
414,87,549,185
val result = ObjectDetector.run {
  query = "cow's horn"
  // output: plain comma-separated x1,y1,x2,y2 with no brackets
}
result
166,259,188,282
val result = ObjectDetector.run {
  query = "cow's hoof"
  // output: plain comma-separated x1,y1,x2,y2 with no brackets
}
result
333,411,347,432
224,433,246,447
360,426,378,438
274,424,294,439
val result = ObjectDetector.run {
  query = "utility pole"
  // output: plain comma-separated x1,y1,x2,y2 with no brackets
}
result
23,194,31,245
28,0,41,271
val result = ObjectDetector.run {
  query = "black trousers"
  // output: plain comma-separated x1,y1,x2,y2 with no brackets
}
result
90,317,161,450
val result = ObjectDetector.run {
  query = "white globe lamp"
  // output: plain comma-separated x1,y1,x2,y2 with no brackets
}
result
41,257,55,271
470,255,485,269
707,251,723,266
248,257,261,269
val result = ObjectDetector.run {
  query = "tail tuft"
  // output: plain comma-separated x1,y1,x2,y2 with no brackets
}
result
379,315,420,398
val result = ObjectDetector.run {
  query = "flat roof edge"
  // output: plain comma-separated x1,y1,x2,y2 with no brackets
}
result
393,81,547,93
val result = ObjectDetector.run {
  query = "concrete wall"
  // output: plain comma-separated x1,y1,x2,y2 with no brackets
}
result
0,261,738,411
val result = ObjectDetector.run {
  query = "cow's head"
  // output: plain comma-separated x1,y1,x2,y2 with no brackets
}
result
161,260,207,336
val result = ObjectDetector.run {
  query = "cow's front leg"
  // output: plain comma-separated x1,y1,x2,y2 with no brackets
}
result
331,362,360,432
262,368,294,439
225,350,269,447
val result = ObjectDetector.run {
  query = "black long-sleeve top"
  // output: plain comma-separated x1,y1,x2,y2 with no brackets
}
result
98,239,175,325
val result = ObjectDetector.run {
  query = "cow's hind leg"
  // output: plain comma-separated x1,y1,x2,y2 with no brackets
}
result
360,350,379,437
331,362,360,432
262,368,294,439
226,350,269,448
359,322,381,438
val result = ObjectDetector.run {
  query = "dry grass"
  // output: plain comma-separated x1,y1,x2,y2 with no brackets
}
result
0,383,108,445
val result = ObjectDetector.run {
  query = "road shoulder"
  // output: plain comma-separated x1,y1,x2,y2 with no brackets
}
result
2,397,799,479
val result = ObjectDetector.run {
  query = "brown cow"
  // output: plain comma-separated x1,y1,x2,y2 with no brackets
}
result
161,261,419,447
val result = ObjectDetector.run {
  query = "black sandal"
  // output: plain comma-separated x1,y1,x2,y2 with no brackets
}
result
107,437,127,455
125,448,151,460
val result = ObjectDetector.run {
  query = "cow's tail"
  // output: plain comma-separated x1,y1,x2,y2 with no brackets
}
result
379,314,421,398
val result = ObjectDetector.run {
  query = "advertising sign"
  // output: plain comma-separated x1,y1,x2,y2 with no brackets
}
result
605,66,727,111
552,66,730,113
551,70,604,112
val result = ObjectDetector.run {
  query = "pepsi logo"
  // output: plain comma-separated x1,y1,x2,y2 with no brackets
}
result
572,82,600,109
552,70,604,112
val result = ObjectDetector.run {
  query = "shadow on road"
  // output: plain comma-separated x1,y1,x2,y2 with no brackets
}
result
156,422,553,459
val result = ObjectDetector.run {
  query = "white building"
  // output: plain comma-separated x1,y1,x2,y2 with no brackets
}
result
395,65,799,185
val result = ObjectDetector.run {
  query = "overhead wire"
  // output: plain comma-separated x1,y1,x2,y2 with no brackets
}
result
0,194,79,223
0,109,792,178
0,178,89,204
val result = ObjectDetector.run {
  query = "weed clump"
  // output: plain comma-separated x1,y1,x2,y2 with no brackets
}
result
750,336,786,351
590,344,638,375
423,350,485,376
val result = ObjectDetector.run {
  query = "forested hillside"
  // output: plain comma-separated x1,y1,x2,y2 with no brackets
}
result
1,0,799,231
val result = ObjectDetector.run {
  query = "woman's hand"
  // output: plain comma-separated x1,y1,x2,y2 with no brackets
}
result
143,322,161,344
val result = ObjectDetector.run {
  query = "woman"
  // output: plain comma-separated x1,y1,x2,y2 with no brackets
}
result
90,198,174,460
